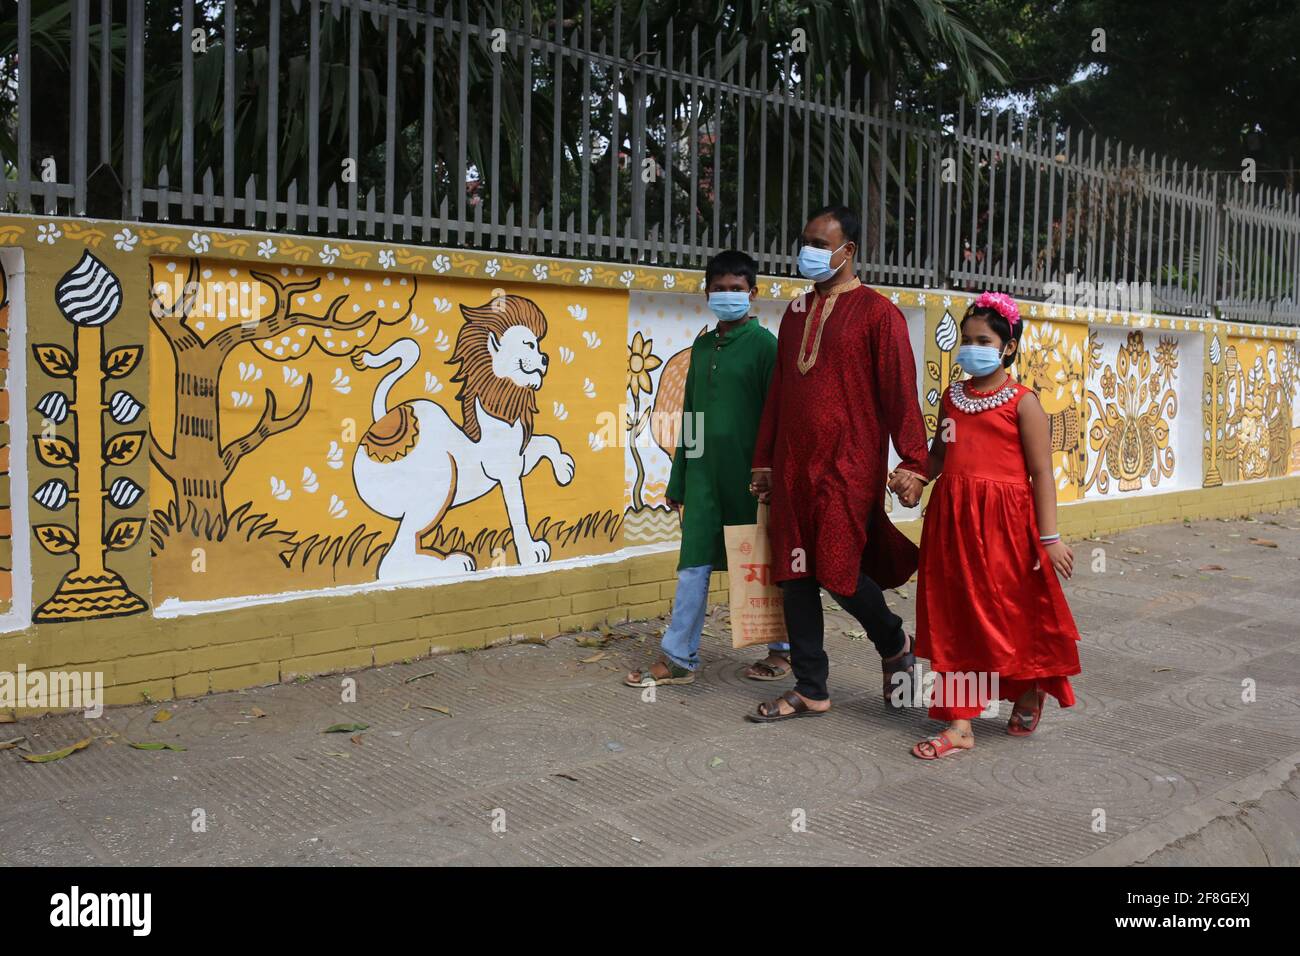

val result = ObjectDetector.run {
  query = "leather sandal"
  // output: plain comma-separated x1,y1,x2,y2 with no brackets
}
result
745,690,827,723
882,633,916,710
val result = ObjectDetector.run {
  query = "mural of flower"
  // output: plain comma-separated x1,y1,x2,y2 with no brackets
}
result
485,258,501,277
257,239,279,258
38,222,62,244
578,267,593,283
627,332,662,398
378,249,395,269
532,263,549,280
113,227,138,252
188,232,211,254
431,254,451,273
319,243,340,265
626,332,663,511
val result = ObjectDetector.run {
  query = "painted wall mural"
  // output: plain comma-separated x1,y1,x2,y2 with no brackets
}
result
0,262,11,614
148,257,626,604
0,214,1297,629
30,252,149,621
1221,336,1295,482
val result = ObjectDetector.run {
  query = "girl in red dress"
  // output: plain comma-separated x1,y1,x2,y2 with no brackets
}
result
892,292,1081,759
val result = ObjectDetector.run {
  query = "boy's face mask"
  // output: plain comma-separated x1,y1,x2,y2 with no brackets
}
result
707,291,751,321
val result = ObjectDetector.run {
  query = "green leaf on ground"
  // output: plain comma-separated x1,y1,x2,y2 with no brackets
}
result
709,756,725,769
152,710,172,723
323,722,369,733
128,741,187,752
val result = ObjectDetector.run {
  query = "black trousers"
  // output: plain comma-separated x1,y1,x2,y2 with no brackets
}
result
779,573,906,701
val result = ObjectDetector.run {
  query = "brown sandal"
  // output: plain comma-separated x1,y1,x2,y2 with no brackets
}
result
744,690,827,723
744,654,791,681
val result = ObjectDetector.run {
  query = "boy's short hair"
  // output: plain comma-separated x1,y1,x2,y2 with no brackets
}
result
704,249,758,289
807,204,861,247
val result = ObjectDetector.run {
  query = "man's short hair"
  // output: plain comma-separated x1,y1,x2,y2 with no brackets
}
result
807,205,861,247
704,249,758,289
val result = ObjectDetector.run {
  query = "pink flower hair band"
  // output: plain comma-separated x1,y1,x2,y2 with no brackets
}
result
973,291,1020,327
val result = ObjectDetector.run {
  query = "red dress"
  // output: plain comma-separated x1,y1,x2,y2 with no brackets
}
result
752,280,929,595
915,380,1081,720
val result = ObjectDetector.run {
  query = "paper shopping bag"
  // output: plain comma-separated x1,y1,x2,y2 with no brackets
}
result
722,504,788,649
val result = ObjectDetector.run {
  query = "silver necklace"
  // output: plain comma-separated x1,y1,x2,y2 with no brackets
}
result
949,380,1017,414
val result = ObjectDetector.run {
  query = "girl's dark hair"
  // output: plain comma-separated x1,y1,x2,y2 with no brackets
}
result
960,304,1023,368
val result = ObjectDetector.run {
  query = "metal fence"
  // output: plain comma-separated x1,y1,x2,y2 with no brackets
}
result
3,0,1299,324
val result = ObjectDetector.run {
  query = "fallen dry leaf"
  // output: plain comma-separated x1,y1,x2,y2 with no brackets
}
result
248,706,267,718
579,651,607,664
420,705,452,716
1250,538,1279,548
403,669,438,684
1198,565,1226,571
21,737,91,764
152,709,172,723
575,636,606,648
0,736,26,751
324,751,350,759
1122,547,1146,555
0,712,15,724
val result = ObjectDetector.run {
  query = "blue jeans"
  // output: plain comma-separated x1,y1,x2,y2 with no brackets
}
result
659,565,791,671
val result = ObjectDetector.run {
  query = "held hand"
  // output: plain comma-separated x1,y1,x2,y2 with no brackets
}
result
749,470,772,503
887,470,923,508
1045,539,1073,579
666,497,683,516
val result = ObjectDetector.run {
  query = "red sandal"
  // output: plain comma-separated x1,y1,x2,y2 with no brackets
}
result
1007,688,1047,736
911,728,972,760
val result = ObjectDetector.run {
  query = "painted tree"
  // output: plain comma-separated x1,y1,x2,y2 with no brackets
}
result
149,257,416,524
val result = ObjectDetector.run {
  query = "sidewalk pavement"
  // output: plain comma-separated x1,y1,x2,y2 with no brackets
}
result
3,510,1299,867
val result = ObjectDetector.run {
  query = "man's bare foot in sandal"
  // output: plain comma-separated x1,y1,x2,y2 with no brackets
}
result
743,652,791,681
744,689,831,723
623,658,695,687
911,720,975,759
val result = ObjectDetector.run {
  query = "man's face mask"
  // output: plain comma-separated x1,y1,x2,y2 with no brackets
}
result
797,241,848,281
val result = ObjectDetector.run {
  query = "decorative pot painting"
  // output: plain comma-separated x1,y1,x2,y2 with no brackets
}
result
147,258,625,604
30,252,149,621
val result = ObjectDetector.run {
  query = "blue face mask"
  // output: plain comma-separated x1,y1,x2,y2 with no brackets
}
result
707,291,752,321
797,242,847,281
957,344,1005,377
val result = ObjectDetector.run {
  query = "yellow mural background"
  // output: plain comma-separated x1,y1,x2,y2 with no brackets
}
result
149,257,627,603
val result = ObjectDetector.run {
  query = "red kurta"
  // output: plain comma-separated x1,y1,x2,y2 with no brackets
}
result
752,279,929,595
915,381,1081,720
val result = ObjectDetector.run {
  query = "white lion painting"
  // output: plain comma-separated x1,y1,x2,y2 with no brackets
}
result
351,294,575,582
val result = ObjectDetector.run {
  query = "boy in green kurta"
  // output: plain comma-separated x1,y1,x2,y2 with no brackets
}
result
624,251,787,687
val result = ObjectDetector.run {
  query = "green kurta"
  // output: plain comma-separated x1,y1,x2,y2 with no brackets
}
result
665,318,778,570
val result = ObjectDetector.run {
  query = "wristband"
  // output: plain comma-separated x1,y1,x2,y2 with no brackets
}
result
1039,533,1060,544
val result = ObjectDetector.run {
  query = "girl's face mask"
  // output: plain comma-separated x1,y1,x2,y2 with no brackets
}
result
957,344,1007,376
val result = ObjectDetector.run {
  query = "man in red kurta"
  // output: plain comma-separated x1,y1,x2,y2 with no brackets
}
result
747,206,930,721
